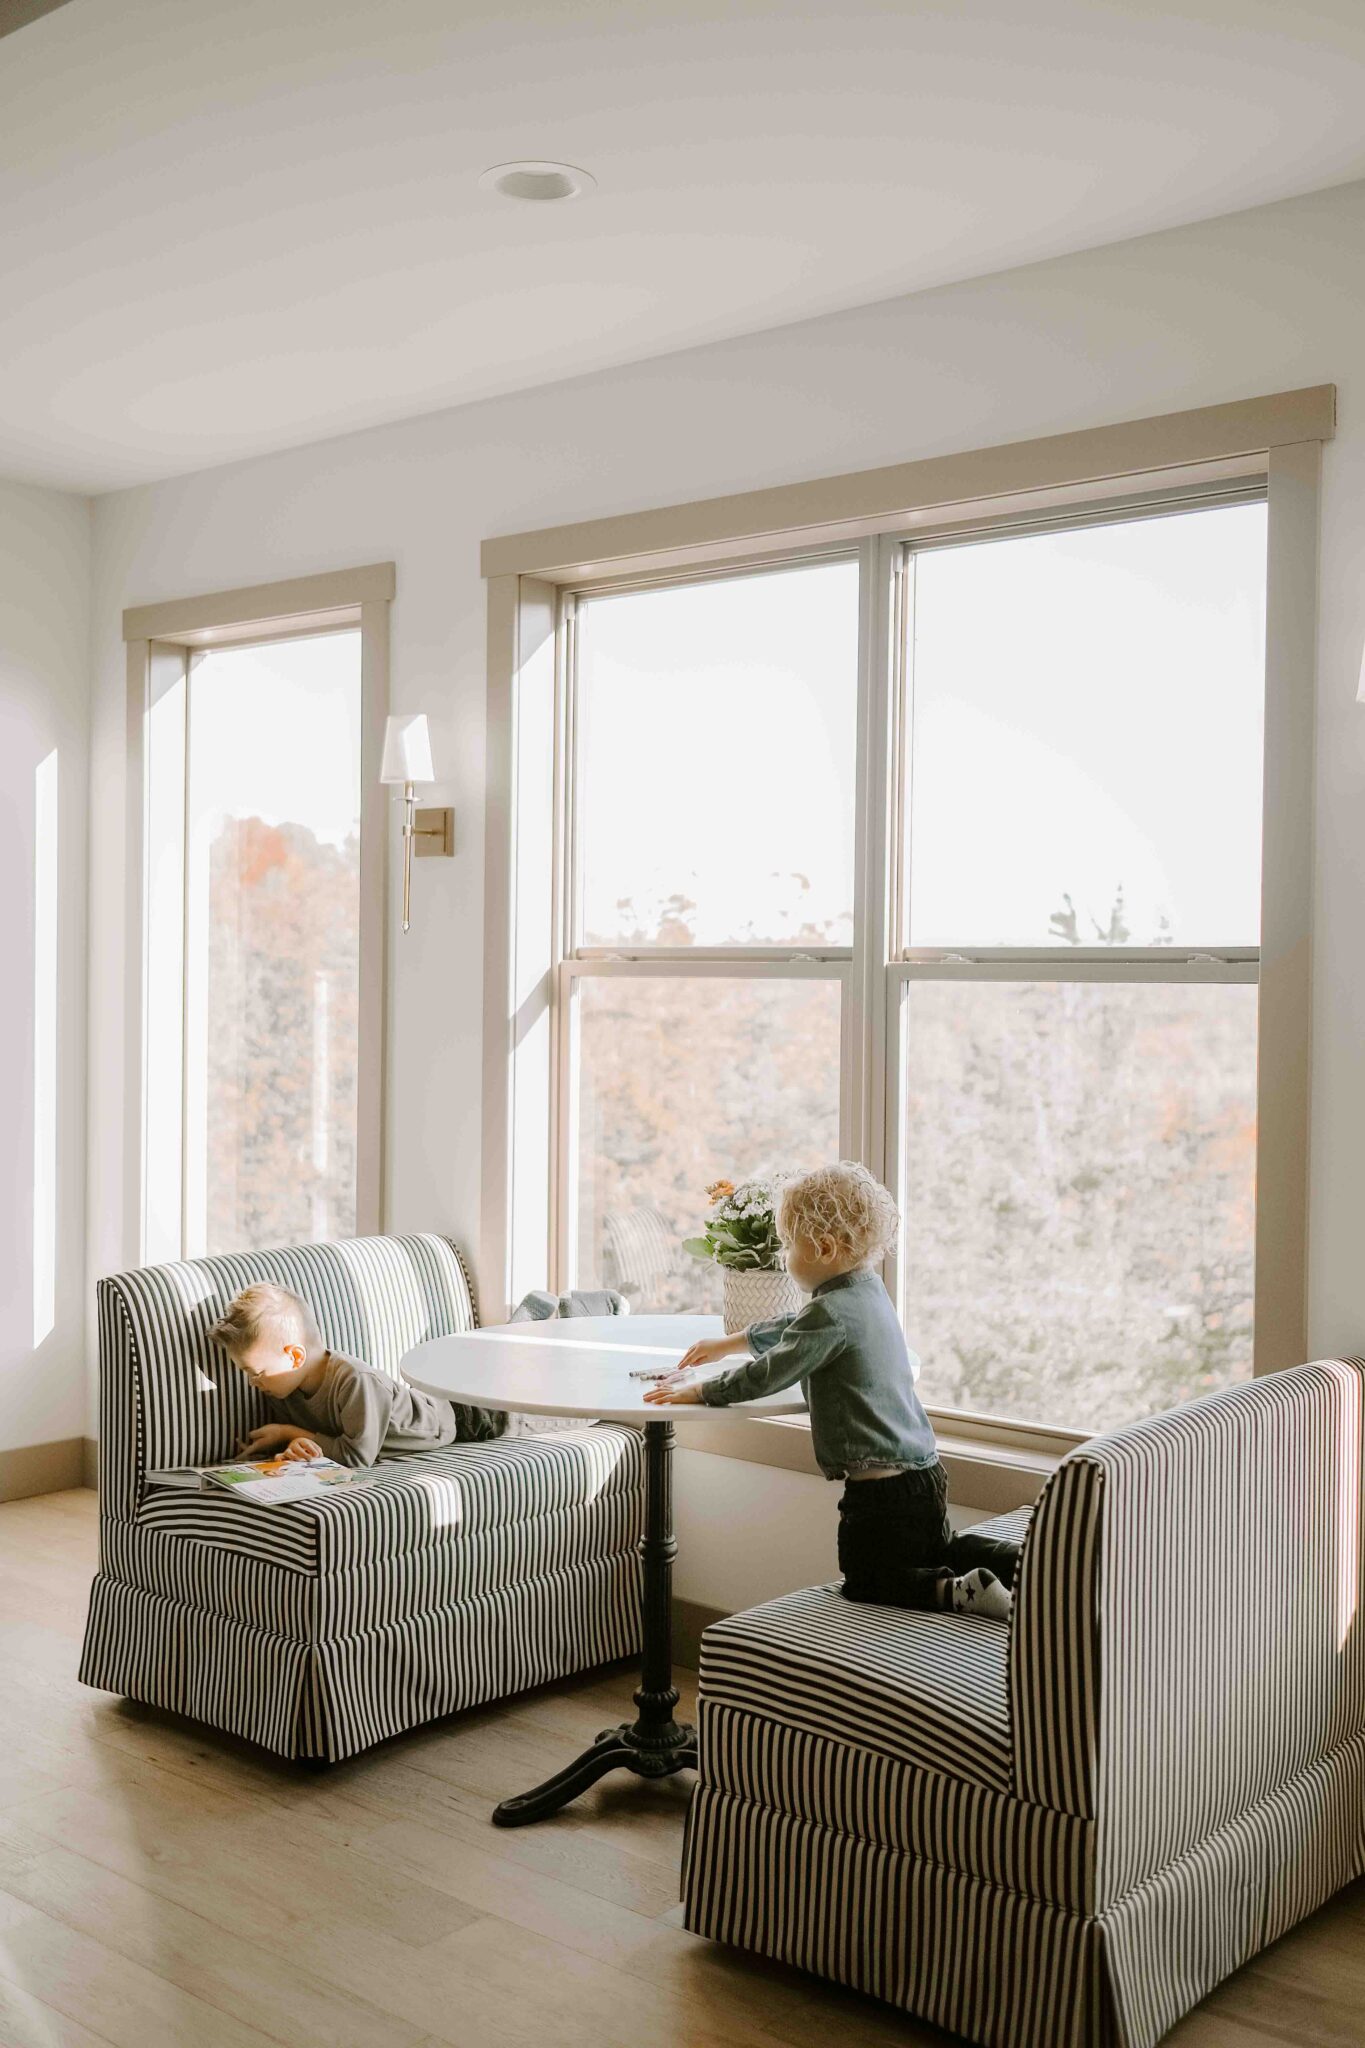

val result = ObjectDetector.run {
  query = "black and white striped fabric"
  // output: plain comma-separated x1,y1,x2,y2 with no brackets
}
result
700,1582,1013,1793
684,1360,1365,2048
83,1549,640,1762
697,1699,1094,1911
131,1423,641,1573
81,1234,645,1761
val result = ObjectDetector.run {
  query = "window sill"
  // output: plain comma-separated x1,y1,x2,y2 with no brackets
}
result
674,1412,1059,1513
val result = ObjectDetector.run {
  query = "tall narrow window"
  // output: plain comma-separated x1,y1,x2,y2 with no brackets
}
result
565,559,857,1308
32,749,58,1345
146,629,363,1259
896,501,1266,1430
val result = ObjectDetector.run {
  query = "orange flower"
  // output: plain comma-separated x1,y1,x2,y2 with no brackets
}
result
706,1178,736,1202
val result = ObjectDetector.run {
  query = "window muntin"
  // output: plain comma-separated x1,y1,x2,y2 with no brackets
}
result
573,559,859,948
897,975,1258,1432
150,629,362,1260
903,502,1267,950
569,972,842,1311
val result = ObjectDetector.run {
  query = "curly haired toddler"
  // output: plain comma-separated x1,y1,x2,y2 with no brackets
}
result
646,1162,1016,1620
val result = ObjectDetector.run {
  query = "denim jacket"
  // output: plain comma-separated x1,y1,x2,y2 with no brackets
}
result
698,1268,939,1481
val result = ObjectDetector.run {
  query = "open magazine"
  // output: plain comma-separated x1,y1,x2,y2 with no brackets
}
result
145,1456,375,1504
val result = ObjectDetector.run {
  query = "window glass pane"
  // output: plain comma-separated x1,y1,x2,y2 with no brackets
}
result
183,632,361,1256
573,975,841,1310
899,978,1257,1431
905,502,1266,947
576,561,858,947
143,658,187,1265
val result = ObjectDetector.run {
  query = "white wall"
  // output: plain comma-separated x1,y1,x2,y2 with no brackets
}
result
87,176,1365,1596
0,477,89,1461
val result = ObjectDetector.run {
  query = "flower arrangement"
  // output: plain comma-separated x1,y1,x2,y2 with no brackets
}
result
682,1178,786,1273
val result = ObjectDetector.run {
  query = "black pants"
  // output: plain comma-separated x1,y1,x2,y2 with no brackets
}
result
837,1462,1022,1611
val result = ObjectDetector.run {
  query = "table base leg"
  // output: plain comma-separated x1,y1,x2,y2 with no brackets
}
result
492,1720,698,1828
492,1417,697,1829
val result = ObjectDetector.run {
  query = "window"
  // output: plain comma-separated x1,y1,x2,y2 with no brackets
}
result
897,977,1259,1430
564,559,857,1305
181,634,362,1256
903,506,1265,947
485,403,1322,1444
894,502,1266,1429
551,502,1267,1426
572,972,842,1310
575,562,859,947
132,567,392,1266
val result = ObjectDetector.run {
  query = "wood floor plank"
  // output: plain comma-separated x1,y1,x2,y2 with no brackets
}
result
438,1910,942,2048
433,1911,796,2048
0,1889,282,2048
286,1916,630,2048
1162,2016,1310,2048
351,1815,665,1966
0,1975,117,2048
0,1847,424,2048
1203,1966,1365,2048
11,1768,476,1950
617,1919,933,2048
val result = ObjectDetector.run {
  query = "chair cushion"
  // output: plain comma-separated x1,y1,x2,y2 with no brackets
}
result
698,1698,1092,1911
134,1424,643,1577
699,1581,1012,1795
106,1485,642,1640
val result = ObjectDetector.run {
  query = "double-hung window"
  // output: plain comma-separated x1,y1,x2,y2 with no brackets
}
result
890,499,1265,1432
565,559,857,1313
484,392,1327,1447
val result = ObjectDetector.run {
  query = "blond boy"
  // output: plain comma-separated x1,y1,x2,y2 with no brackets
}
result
647,1162,1014,1619
209,1284,458,1468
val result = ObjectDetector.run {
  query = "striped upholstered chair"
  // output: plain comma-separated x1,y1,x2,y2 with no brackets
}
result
683,1359,1365,2048
79,1234,643,1762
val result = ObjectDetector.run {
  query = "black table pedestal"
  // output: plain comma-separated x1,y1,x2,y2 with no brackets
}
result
492,1418,697,1827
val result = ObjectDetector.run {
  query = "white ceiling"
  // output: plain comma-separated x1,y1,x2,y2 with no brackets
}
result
3,0,1364,494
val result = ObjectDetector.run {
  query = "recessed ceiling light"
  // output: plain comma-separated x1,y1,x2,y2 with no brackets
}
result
478,161,596,203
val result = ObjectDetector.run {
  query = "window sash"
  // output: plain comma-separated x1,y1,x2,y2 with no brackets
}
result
563,547,862,957
555,954,851,1300
127,587,391,1267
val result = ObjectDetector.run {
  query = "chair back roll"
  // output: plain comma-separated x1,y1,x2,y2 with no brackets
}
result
97,1234,478,1520
1009,1357,1365,1906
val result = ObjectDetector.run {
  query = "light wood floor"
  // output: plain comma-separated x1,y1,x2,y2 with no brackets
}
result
0,1491,1361,2048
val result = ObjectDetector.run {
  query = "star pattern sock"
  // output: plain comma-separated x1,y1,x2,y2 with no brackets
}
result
950,1567,1013,1622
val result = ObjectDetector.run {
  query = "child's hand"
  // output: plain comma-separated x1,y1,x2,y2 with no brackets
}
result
675,1337,734,1371
644,1377,704,1405
278,1436,324,1462
238,1423,297,1457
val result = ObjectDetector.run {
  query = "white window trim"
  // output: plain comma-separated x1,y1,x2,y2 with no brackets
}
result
122,563,394,1266
482,393,1330,1472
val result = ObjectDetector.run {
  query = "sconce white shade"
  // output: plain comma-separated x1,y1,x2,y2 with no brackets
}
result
380,713,435,785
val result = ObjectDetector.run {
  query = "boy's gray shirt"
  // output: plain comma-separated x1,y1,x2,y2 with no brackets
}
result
280,1350,458,1467
698,1268,938,1480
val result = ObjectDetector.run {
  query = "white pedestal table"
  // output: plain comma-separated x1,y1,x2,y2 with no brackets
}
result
403,1314,802,1827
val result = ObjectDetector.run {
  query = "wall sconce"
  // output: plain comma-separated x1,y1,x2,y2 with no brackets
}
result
380,713,454,933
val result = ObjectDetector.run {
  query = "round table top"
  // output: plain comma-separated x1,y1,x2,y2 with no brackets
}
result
402,1313,805,1425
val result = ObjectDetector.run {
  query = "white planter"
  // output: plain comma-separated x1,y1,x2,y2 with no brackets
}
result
721,1266,804,1335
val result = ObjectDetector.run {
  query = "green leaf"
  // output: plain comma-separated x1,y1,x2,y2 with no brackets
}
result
681,1237,713,1261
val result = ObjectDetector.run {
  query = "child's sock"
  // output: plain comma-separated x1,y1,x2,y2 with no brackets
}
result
950,1568,1013,1622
